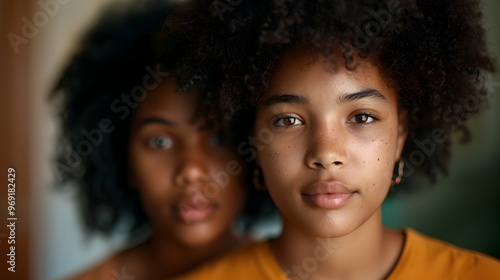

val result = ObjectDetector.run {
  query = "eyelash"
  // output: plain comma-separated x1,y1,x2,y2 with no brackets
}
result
272,112,379,128
147,135,173,149
272,113,304,128
347,112,379,125
146,133,225,151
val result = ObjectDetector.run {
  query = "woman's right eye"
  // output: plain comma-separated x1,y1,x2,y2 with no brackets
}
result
273,115,304,128
147,135,173,149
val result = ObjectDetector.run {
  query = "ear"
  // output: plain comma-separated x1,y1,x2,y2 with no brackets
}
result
254,150,261,167
395,108,408,161
253,166,267,192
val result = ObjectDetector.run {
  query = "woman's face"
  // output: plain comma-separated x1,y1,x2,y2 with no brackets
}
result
254,47,407,238
128,76,246,246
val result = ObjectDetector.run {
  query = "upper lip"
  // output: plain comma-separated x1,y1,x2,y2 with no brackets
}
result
173,193,217,209
302,180,355,195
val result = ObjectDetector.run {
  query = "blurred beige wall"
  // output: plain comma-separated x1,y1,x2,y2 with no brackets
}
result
1,1,129,280
1,2,32,280
29,2,133,280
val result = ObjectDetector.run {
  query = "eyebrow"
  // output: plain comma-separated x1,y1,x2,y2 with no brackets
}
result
338,89,387,103
135,117,176,131
262,89,387,107
263,94,309,107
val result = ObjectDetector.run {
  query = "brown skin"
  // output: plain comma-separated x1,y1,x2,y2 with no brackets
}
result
68,76,247,280
254,46,408,279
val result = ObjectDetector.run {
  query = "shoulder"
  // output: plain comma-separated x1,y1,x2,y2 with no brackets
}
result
389,229,500,280
60,244,145,280
60,253,121,280
172,240,285,280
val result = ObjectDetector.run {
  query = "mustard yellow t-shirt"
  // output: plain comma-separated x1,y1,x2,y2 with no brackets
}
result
171,229,500,280
387,229,500,279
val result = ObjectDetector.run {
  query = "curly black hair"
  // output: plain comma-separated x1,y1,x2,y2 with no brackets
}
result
50,0,277,238
165,0,496,187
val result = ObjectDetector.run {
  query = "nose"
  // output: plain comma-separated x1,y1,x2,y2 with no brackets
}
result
174,152,210,187
305,124,346,170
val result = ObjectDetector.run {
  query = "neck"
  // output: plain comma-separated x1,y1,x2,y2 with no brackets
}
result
271,209,403,279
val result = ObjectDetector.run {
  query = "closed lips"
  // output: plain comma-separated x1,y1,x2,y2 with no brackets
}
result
302,181,356,209
171,203,217,223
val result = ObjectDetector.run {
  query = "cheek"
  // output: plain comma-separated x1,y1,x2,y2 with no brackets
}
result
207,152,246,192
129,157,174,224
260,122,306,173
204,159,247,221
135,165,172,210
130,146,174,198
259,143,298,186
257,144,303,215
223,179,246,213
353,134,398,195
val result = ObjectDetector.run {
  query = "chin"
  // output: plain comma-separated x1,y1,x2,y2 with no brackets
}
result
306,225,355,239
292,213,362,238
177,231,219,247
182,236,216,247
159,222,220,246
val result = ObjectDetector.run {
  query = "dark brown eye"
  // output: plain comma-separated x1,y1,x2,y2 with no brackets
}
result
348,114,376,124
274,116,303,127
355,114,369,123
283,117,297,126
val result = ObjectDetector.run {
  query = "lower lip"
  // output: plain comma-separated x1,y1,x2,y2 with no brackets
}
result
172,205,216,223
302,193,355,209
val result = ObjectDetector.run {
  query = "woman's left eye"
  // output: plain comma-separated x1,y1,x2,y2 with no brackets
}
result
347,114,376,124
209,135,222,146
209,131,227,146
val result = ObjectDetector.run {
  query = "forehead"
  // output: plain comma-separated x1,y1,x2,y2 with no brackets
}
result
264,45,396,103
131,75,202,124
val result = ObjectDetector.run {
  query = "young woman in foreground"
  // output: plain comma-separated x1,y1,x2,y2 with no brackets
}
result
166,0,500,278
51,1,274,279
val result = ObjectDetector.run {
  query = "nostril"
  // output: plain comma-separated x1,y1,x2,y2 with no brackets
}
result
312,161,342,168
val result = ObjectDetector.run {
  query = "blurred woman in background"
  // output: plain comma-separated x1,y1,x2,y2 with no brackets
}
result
51,1,276,279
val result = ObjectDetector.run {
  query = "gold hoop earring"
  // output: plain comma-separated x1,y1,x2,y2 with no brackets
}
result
390,159,404,188
253,168,266,192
